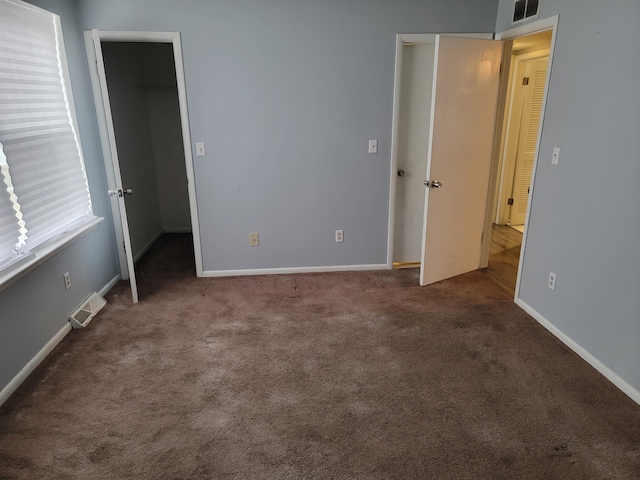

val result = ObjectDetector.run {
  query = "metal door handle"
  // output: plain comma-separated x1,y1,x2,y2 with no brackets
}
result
424,180,443,189
107,188,133,197
397,169,406,177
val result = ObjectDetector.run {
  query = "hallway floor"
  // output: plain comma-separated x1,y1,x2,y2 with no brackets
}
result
480,224,522,296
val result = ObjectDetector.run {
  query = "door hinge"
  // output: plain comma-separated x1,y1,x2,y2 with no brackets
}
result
123,240,126,253
522,76,530,85
507,198,514,205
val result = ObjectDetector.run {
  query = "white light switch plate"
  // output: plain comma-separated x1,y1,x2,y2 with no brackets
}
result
552,147,560,165
368,139,378,154
196,142,206,157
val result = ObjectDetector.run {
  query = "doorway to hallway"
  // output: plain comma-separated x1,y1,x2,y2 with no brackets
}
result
483,29,552,296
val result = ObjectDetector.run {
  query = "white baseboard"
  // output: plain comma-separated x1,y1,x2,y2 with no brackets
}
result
516,298,640,406
203,264,389,278
133,229,163,263
0,273,122,407
99,273,121,297
0,322,72,407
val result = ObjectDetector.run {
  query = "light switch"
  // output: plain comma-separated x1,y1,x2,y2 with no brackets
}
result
196,142,206,157
368,139,378,154
552,147,560,165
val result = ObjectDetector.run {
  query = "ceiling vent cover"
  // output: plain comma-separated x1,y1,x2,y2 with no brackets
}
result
69,292,106,329
513,0,540,24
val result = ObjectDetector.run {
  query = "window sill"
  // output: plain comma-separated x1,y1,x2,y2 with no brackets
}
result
0,217,104,294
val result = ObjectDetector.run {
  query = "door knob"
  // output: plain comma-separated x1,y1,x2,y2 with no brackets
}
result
424,180,443,189
107,188,133,197
397,169,407,177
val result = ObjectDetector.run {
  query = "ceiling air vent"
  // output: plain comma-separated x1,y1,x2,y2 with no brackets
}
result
513,0,540,24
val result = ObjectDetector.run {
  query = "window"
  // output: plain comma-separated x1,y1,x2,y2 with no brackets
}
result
0,0,97,278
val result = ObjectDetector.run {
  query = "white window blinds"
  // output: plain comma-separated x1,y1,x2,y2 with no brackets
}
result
0,0,93,267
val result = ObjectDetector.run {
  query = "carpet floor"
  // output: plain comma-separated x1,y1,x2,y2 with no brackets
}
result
0,235,638,479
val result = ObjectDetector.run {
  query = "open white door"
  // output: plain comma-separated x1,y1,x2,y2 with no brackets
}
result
420,36,502,286
89,30,139,303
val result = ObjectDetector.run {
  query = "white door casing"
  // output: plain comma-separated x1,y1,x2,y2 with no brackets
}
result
419,36,503,286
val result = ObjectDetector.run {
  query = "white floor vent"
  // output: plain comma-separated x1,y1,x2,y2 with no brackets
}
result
69,292,107,329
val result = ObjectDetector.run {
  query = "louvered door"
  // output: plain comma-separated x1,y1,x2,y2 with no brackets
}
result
510,57,548,226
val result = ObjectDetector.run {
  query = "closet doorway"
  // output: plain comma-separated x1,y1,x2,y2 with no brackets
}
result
85,32,202,303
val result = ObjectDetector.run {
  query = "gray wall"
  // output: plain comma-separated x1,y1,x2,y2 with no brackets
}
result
140,44,192,233
75,0,499,272
495,1,640,393
0,0,119,392
146,88,192,232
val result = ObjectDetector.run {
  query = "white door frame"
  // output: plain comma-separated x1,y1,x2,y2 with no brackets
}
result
386,32,493,269
84,31,204,291
481,16,559,301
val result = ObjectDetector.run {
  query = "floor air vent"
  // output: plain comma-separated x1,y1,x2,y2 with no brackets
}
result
69,293,106,329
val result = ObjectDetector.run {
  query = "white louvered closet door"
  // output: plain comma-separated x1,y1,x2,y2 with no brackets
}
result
510,57,548,226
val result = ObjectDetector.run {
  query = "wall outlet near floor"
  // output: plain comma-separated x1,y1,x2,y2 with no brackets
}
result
63,272,71,290
249,232,259,246
335,230,344,243
548,272,557,290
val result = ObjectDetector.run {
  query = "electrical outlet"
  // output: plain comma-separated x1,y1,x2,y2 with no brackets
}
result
63,272,71,290
249,232,259,246
335,230,344,243
548,272,557,291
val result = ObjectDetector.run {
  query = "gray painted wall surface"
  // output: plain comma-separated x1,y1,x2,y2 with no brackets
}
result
102,42,163,259
496,1,640,392
140,44,192,233
0,0,119,392
146,89,192,233
75,0,499,271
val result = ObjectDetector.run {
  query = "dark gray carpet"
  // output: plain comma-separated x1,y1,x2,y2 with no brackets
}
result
1,235,638,479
